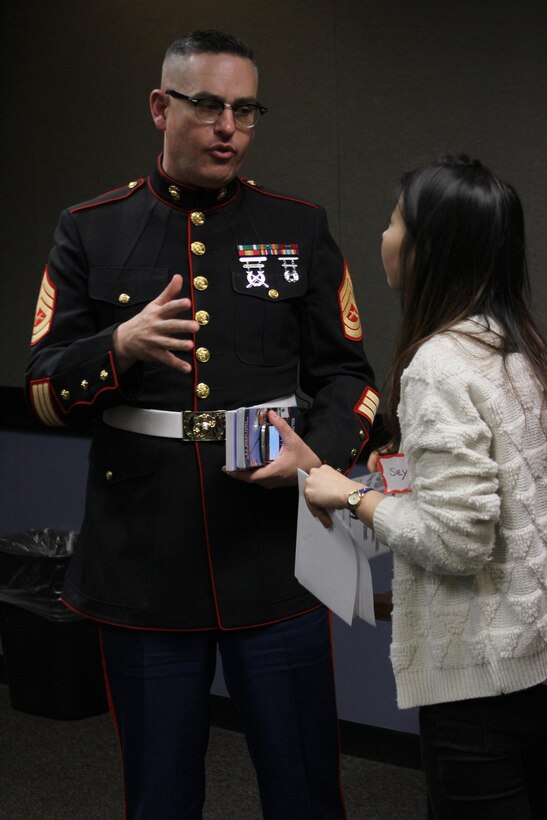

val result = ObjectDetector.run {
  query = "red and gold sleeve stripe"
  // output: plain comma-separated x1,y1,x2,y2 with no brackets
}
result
30,379,65,427
354,386,380,426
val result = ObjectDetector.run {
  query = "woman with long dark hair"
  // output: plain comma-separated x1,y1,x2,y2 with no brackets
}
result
303,155,547,818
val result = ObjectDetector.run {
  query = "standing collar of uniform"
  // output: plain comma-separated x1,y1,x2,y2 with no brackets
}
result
147,154,240,211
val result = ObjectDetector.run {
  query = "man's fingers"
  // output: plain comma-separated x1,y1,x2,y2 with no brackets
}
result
162,350,193,373
150,335,195,353
154,317,200,336
158,297,194,319
155,274,183,306
267,410,296,441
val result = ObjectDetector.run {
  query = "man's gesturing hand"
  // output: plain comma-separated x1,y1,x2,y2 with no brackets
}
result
113,274,199,374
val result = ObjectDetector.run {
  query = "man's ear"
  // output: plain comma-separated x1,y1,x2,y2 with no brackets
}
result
150,89,168,131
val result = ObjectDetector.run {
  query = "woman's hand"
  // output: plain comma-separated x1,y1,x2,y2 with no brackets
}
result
304,465,362,528
367,450,380,472
305,464,387,529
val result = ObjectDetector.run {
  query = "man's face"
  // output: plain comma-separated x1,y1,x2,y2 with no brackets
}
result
151,52,259,188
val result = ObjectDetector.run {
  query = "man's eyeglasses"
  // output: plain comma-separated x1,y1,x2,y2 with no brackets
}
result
165,90,267,128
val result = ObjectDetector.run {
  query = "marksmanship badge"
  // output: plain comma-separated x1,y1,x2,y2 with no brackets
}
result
242,258,269,288
280,257,299,282
238,244,300,287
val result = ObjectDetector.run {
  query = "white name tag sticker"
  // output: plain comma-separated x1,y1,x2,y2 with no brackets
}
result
377,453,411,494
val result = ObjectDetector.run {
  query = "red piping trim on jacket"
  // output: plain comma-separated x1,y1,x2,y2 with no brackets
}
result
342,386,380,475
327,610,350,819
97,626,129,820
147,177,240,211
187,216,198,405
61,599,217,632
68,180,145,213
186,207,224,626
344,428,370,476
353,385,380,425
61,597,323,633
194,441,224,625
240,179,320,209
54,351,120,413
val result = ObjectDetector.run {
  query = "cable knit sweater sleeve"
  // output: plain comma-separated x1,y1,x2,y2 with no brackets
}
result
373,334,501,575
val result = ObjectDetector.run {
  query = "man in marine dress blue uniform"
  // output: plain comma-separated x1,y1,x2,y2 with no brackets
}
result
26,30,380,820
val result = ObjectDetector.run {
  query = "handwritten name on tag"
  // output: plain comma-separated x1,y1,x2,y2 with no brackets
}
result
377,453,411,494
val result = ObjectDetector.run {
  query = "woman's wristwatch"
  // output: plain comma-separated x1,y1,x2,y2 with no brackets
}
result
346,486,373,511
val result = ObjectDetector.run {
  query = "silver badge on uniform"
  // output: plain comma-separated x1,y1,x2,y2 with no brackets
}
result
280,257,299,283
240,257,269,288
237,243,300,288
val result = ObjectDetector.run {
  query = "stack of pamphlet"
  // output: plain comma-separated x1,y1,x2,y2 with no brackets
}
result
225,405,300,471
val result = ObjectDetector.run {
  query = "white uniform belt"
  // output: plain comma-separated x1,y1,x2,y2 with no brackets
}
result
102,395,296,441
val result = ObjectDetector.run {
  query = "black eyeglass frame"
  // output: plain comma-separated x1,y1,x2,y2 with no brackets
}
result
165,89,268,127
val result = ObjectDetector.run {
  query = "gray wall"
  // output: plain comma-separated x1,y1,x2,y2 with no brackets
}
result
1,0,546,389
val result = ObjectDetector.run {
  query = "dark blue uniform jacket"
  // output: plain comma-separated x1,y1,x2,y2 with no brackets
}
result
25,156,380,630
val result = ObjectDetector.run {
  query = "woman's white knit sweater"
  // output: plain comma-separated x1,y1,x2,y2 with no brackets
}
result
373,319,547,709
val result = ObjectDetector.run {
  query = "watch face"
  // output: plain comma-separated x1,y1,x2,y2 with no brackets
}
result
347,490,361,508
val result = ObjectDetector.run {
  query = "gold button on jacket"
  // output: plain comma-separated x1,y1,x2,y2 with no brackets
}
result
195,383,210,399
191,241,206,256
190,211,205,226
25,159,379,632
193,276,208,291
196,347,210,363
195,310,210,325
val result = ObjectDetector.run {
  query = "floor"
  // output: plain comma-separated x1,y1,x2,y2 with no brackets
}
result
0,685,428,819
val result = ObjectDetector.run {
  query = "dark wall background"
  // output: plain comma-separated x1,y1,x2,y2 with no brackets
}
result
1,0,546,391
0,0,546,736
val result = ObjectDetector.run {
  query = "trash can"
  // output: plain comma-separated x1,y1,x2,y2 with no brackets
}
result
0,529,107,719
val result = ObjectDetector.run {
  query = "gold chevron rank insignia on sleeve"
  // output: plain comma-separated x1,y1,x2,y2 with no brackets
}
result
338,263,362,341
30,379,65,427
354,386,380,425
31,265,56,346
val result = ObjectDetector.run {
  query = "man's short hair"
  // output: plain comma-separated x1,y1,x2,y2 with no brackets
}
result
164,30,256,68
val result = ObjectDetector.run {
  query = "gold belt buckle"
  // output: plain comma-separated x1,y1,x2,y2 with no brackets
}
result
182,411,225,441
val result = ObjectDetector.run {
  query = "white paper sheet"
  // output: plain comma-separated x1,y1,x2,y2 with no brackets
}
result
295,470,358,625
295,470,390,626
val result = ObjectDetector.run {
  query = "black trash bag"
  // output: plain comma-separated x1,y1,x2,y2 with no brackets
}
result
0,529,108,719
0,528,79,621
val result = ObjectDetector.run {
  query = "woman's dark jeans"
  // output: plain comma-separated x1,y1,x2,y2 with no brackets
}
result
420,683,547,819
